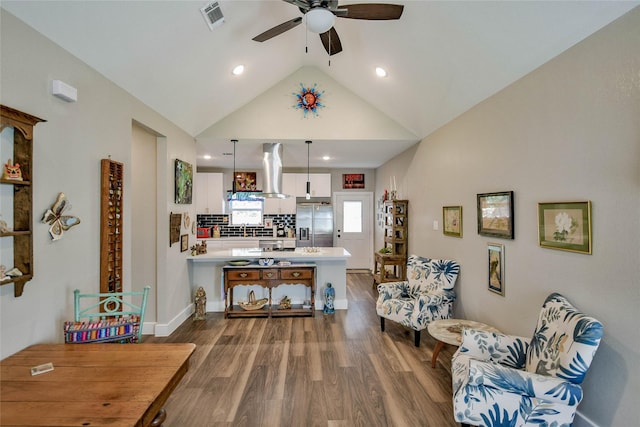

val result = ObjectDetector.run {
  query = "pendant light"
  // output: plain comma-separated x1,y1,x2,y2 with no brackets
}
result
305,140,312,200
231,139,238,197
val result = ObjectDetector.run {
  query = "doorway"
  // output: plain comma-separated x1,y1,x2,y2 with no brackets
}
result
333,192,373,270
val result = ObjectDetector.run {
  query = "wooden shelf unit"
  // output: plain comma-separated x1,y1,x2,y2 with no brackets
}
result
383,199,408,256
223,264,316,318
100,159,124,294
0,105,46,297
374,199,409,288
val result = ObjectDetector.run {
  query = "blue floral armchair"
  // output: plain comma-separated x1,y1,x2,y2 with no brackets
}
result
452,293,603,427
376,255,460,346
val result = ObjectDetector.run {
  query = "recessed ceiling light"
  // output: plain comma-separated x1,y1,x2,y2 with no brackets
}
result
322,155,330,161
375,67,387,78
203,154,212,160
232,65,244,75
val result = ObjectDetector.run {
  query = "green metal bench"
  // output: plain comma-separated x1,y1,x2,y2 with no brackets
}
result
64,286,150,343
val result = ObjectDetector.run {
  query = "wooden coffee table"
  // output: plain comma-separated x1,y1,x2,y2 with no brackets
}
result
427,319,500,368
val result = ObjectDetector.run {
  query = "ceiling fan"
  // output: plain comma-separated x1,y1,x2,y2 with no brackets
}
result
252,0,404,56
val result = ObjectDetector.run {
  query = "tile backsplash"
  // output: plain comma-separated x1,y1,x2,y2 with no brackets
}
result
197,214,296,238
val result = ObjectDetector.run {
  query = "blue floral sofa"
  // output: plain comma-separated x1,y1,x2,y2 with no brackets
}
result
452,293,603,427
376,255,460,346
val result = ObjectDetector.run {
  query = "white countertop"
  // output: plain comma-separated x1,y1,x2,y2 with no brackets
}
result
188,247,351,262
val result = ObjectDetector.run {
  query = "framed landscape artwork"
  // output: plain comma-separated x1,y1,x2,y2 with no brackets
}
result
443,206,462,237
477,191,514,239
488,242,505,296
538,201,592,254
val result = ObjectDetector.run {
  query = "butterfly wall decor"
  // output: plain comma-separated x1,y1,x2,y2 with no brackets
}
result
41,192,81,240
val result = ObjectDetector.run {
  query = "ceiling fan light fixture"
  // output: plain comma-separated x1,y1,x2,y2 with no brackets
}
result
306,8,335,34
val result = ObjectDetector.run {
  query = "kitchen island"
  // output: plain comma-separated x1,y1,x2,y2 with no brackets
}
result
187,247,351,312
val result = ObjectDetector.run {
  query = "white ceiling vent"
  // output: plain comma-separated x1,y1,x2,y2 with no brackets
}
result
200,2,224,31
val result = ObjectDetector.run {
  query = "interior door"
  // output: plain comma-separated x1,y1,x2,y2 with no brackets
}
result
333,192,373,270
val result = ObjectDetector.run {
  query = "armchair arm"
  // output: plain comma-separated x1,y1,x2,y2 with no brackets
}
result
377,280,410,301
415,289,456,307
467,359,583,406
458,329,530,369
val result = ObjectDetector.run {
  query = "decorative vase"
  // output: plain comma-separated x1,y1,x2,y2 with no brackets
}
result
323,283,335,315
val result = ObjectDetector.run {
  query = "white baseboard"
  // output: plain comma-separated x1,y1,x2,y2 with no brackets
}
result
574,411,599,427
153,304,193,337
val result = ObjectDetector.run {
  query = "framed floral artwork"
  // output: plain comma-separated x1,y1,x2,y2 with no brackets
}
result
443,206,462,237
477,191,514,239
538,201,592,254
488,243,505,296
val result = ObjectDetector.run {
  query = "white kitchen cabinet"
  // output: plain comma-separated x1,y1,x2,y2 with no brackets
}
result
293,173,331,197
195,172,224,214
263,174,297,214
263,196,296,214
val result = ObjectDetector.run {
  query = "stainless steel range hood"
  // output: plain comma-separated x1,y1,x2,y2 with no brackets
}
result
258,143,290,199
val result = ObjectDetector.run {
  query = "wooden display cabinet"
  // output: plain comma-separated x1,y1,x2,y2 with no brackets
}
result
383,199,408,256
373,199,409,288
0,105,46,297
100,159,124,294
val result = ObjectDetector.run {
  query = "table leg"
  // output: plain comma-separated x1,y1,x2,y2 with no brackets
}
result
150,408,167,426
431,340,446,368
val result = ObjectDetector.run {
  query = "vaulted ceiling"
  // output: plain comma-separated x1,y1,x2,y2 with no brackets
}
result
2,1,637,168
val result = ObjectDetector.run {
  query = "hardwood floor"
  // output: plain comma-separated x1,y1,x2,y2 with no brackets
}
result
144,273,459,427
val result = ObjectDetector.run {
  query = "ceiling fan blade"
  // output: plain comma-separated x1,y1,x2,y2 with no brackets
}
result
340,3,404,20
319,27,343,56
252,17,303,42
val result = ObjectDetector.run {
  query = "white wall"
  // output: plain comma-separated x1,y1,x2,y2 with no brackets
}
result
376,9,639,427
0,11,197,355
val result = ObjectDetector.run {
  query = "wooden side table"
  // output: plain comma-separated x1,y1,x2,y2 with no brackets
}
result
427,319,500,368
372,253,407,288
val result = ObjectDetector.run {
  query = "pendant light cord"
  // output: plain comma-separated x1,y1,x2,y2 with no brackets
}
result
232,139,237,195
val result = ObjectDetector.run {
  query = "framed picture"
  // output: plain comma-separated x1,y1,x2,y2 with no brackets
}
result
180,234,188,252
169,213,181,246
343,173,365,189
175,159,193,204
488,243,505,296
477,191,514,239
443,206,463,237
234,172,257,191
264,218,273,228
538,201,592,254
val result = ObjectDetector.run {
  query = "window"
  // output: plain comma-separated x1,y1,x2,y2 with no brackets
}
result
343,201,362,233
229,198,263,225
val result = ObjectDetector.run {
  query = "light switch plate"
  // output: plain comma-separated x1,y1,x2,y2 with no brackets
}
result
433,220,439,230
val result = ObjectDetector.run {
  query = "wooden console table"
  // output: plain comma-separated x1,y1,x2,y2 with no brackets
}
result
0,343,195,426
224,264,316,318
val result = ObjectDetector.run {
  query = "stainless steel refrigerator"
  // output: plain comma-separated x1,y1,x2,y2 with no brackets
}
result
296,203,334,247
